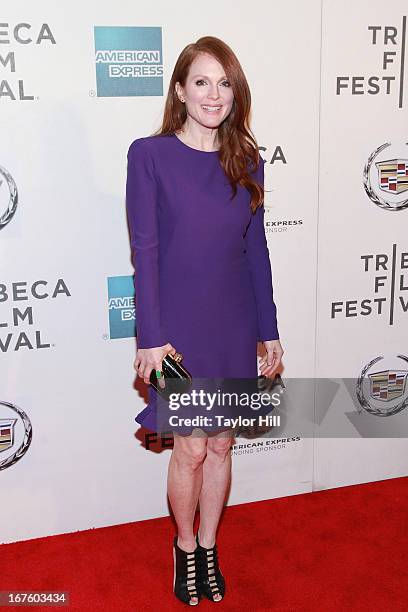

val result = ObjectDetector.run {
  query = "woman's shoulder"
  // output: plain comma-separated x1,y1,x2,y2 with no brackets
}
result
127,134,171,157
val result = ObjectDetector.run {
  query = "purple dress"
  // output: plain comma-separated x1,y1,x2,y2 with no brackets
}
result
126,133,279,434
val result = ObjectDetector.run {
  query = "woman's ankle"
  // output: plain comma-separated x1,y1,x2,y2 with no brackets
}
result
177,535,197,553
197,530,216,549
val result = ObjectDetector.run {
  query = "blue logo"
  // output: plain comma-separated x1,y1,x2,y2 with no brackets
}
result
94,26,163,97
107,275,136,339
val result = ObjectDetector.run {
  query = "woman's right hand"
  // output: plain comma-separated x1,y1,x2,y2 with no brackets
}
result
134,343,176,388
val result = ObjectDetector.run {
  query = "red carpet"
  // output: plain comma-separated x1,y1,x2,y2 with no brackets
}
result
1,476,407,611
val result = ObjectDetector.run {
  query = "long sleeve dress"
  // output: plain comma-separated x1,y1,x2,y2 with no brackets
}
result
126,133,279,435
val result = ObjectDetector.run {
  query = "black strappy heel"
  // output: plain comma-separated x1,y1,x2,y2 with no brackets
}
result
173,536,201,606
195,534,226,602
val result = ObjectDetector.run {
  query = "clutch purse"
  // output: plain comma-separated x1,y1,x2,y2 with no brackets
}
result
149,352,193,401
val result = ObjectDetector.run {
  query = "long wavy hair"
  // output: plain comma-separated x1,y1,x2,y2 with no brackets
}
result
151,36,265,213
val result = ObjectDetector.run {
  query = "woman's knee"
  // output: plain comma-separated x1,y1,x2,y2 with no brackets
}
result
173,433,208,468
207,434,234,459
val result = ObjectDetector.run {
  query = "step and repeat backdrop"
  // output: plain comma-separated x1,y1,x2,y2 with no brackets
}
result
1,0,407,544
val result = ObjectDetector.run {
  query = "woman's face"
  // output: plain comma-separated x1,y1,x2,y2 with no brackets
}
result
176,53,234,130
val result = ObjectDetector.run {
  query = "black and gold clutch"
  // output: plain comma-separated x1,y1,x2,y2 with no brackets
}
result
149,352,193,401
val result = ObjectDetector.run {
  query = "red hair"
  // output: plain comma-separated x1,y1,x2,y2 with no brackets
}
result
151,35,265,213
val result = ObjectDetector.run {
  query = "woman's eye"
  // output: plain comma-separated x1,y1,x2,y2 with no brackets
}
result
195,79,231,87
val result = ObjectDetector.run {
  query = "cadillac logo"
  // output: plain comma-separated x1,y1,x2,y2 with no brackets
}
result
364,143,408,211
0,401,32,470
369,369,407,402
356,355,408,416
376,159,408,194
0,165,18,229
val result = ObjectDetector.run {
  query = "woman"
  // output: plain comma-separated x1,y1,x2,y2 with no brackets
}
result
126,36,283,605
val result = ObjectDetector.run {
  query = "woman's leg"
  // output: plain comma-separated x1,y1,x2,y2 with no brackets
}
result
197,429,234,548
167,428,208,552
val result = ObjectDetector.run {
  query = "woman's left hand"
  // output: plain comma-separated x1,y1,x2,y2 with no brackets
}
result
259,339,284,377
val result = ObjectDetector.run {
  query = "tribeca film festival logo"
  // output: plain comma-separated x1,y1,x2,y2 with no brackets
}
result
336,18,407,108
364,142,408,211
93,26,163,97
0,400,32,471
107,275,135,340
331,244,408,325
0,22,56,101
0,164,18,229
356,354,408,417
0,279,71,352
